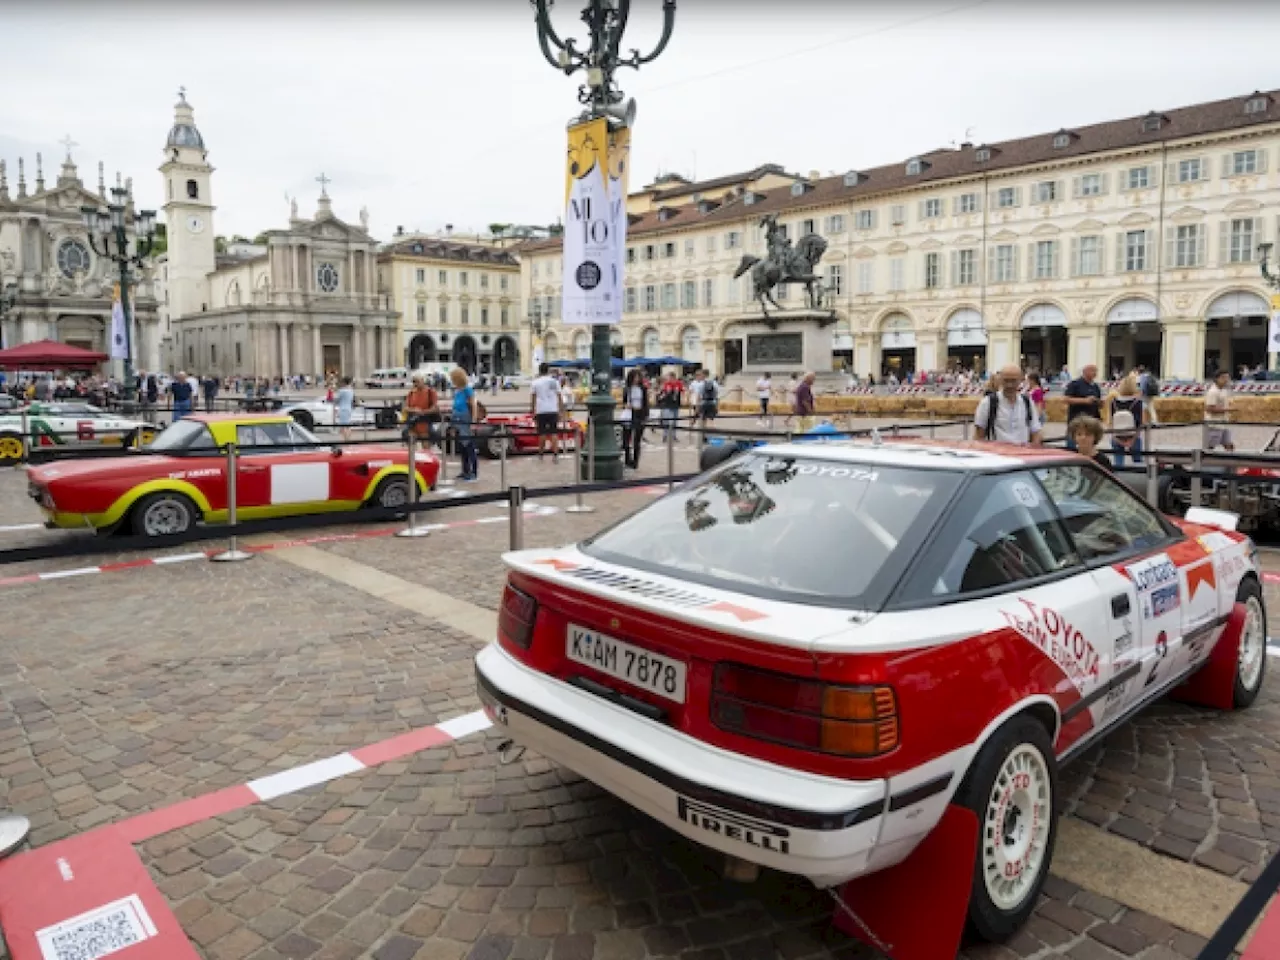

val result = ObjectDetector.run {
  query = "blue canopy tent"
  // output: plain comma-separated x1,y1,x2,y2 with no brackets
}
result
547,358,590,369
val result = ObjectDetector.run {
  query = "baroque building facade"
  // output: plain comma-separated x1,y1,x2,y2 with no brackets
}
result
376,235,521,375
0,148,160,368
160,93,397,379
520,87,1280,381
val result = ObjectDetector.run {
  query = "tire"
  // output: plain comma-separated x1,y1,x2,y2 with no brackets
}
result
370,475,411,513
481,429,509,460
131,491,198,537
1233,577,1267,709
956,716,1058,943
0,431,25,466
699,442,741,472
290,409,316,431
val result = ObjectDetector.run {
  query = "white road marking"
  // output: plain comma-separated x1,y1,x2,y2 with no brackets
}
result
153,552,208,565
0,523,42,533
247,752,365,801
39,567,101,580
437,710,493,739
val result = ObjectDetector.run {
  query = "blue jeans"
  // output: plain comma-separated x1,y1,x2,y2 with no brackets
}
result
458,438,478,478
1112,436,1143,467
659,407,678,441
172,400,191,421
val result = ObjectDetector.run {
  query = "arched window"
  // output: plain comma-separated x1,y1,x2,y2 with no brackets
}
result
186,179,199,199
680,326,701,361
573,331,590,359
642,328,661,356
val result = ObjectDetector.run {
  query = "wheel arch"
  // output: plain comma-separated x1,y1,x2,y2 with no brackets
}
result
115,480,211,528
362,465,430,503
952,695,1061,799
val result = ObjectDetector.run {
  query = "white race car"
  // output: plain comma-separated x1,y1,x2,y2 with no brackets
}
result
0,402,156,466
280,399,396,431
476,438,1265,948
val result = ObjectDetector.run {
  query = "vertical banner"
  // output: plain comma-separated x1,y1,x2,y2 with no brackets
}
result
562,117,617,327
110,300,128,360
607,123,631,323
1270,294,1280,355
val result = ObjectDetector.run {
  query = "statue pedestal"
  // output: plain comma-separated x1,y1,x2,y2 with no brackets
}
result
722,310,843,393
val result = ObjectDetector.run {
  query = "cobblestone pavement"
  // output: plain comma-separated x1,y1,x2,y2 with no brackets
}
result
2,431,1280,957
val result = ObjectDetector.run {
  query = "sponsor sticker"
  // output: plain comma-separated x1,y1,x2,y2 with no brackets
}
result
677,796,790,855
1125,554,1180,621
368,460,393,468
1215,551,1247,592
1010,481,1041,509
1001,598,1101,690
168,468,221,480
793,464,879,482
1197,531,1236,553
1150,584,1180,618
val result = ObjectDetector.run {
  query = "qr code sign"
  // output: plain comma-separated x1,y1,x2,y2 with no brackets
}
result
36,894,156,960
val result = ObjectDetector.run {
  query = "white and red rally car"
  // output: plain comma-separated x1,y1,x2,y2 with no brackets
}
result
475,439,1266,944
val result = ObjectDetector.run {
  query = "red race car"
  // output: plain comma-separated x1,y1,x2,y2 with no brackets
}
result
475,413,585,459
476,439,1265,947
26,413,439,537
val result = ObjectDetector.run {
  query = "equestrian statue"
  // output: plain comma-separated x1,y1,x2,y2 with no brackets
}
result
733,213,834,325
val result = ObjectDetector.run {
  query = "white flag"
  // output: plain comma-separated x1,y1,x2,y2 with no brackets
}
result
1269,311,1280,354
110,300,128,360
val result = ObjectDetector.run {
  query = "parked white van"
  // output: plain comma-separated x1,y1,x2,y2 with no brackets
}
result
364,367,411,389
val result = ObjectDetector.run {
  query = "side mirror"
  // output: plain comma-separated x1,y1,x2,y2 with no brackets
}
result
330,446,343,458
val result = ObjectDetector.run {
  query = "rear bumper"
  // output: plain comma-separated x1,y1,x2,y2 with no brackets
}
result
475,643,891,887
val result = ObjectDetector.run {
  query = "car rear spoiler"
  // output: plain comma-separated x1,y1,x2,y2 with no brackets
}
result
1185,506,1240,531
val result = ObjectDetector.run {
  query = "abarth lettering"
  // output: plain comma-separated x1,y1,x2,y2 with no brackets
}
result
1001,598,1101,689
677,797,790,855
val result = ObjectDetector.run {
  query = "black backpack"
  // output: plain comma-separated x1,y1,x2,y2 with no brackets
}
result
1141,374,1159,398
983,390,1033,441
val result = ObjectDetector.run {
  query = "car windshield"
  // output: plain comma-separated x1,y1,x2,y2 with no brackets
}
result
581,453,961,608
148,419,216,452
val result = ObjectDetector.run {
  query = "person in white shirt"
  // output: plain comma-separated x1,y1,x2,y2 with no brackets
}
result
755,373,773,424
1204,370,1234,451
973,364,1043,446
529,363,565,461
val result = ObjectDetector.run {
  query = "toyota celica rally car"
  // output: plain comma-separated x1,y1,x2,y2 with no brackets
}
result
475,438,1265,944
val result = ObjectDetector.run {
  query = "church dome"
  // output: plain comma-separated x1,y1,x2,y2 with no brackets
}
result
167,123,204,149
166,90,205,150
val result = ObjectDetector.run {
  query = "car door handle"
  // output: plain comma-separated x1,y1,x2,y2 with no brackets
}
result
1111,594,1131,618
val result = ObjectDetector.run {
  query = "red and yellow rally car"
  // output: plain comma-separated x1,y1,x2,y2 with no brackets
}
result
26,413,439,537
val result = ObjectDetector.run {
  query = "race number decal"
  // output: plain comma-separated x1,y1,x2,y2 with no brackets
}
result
1010,481,1041,509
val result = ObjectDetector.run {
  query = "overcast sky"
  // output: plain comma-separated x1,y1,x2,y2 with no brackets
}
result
2,0,1279,240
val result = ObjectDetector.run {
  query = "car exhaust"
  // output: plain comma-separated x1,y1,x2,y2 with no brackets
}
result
723,855,760,883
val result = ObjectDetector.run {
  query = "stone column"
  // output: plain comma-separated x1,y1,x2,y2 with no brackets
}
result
312,325,322,378
350,323,363,379
278,324,289,376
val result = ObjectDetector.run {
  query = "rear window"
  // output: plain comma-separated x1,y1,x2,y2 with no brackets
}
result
581,453,961,608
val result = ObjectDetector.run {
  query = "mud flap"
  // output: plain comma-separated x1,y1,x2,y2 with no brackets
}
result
832,803,978,960
1169,602,1246,712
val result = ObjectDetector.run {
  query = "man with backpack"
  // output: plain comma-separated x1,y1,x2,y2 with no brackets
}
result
973,364,1043,446
1137,364,1161,424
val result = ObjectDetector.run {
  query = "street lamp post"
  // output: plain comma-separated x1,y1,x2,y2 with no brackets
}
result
1259,242,1280,373
532,0,676,481
82,190,156,403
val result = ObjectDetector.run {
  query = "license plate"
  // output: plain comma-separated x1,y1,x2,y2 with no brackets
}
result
566,624,687,704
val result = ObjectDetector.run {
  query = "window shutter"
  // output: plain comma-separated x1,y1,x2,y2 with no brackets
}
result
1256,216,1268,248
1026,244,1036,279
1070,237,1080,277
1013,186,1022,207
1071,176,1081,198
1221,153,1231,178
1099,173,1110,195
1197,225,1207,266
1165,226,1177,268
975,192,984,212
951,196,961,215
1097,235,1105,274
869,209,878,229
1149,163,1160,186
1166,161,1178,184
984,248,994,284
1051,240,1060,278
1147,229,1157,269
1115,232,1126,272
1258,149,1270,174
1219,221,1231,266
1201,156,1211,181
918,200,926,221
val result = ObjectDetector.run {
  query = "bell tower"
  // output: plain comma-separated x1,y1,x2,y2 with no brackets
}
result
160,88,215,323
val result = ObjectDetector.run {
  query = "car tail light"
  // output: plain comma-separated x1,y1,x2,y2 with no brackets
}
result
711,663,898,757
498,582,538,650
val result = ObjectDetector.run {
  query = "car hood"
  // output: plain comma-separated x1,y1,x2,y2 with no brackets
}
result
27,453,183,483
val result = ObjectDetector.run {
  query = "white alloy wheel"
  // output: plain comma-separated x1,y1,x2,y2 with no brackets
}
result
982,743,1052,911
1239,593,1266,694
139,496,194,536
378,478,410,509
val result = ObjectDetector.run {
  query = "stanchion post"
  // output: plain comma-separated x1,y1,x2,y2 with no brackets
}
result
436,422,454,489
929,410,936,439
19,409,28,462
211,443,252,562
567,420,596,513
509,485,525,550
396,432,430,538
1191,449,1203,508
1145,456,1159,508
499,426,508,492
667,415,675,491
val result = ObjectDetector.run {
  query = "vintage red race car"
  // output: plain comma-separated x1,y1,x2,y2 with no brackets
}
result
476,439,1265,948
475,413,585,459
26,412,439,537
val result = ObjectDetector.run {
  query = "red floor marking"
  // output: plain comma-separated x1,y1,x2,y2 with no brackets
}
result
1264,572,1280,585
0,826,199,960
116,785,258,846
348,724,453,767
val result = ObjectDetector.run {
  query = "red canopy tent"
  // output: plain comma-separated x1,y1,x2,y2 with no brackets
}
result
0,340,108,371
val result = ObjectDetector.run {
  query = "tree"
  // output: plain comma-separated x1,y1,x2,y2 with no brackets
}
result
149,222,168,255
488,223,511,237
